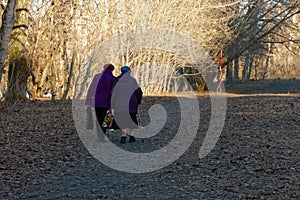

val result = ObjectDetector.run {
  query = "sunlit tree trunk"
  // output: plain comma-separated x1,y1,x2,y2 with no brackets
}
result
6,0,29,101
0,0,18,88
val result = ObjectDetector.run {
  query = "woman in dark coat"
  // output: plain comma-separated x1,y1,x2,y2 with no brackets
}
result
111,66,143,143
85,63,116,142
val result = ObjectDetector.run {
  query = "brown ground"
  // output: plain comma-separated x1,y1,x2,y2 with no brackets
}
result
0,80,299,199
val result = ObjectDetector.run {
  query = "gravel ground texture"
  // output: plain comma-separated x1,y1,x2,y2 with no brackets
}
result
0,80,299,200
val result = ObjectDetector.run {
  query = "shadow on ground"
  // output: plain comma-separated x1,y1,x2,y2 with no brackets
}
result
224,79,300,94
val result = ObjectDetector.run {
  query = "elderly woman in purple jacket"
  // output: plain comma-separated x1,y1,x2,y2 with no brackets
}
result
111,66,143,143
85,63,116,142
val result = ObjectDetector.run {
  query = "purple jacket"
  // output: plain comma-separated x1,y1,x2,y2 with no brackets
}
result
85,70,116,108
111,73,142,113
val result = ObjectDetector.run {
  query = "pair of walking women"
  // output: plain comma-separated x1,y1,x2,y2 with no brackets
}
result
85,64,143,143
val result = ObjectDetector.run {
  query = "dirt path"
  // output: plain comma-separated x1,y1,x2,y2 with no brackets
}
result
0,81,299,199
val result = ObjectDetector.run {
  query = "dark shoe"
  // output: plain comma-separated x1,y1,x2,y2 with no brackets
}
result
129,136,136,143
120,136,126,144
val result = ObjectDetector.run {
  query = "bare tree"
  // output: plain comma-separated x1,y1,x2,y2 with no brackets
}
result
2,0,299,99
28,0,241,98
222,0,300,81
0,0,18,89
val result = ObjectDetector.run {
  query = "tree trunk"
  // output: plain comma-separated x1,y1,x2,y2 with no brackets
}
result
242,50,250,82
61,53,75,101
6,57,29,100
226,61,233,81
0,0,18,85
35,64,49,97
50,60,57,100
254,60,258,80
262,56,270,80
234,57,239,80
6,0,30,101
247,55,254,81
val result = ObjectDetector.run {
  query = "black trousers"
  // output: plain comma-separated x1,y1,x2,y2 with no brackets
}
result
94,107,108,140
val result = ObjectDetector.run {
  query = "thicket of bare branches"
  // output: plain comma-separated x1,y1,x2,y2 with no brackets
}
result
0,0,299,100
223,0,300,81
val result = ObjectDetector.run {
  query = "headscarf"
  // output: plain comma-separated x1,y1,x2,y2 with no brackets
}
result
103,63,115,71
121,66,131,73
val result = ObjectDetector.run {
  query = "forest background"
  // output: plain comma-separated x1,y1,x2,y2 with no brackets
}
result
0,0,299,101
